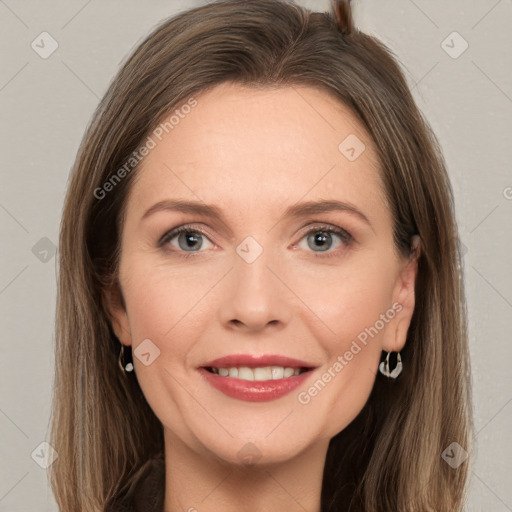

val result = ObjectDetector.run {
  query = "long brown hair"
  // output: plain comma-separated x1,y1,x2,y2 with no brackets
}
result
48,0,473,510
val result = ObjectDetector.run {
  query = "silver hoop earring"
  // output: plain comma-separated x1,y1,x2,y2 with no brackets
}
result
378,351,402,379
118,344,134,373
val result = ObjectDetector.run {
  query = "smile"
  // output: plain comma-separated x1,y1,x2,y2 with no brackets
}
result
198,366,315,402
205,365,310,381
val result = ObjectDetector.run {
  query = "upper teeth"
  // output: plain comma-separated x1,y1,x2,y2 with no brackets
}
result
210,366,303,381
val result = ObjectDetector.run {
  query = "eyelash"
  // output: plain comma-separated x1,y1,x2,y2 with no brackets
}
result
158,223,354,259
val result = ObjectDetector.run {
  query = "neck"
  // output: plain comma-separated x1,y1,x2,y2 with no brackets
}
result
162,429,329,512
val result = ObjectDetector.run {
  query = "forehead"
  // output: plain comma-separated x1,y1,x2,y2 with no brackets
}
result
127,82,388,226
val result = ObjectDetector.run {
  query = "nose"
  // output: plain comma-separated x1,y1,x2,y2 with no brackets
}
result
218,244,292,332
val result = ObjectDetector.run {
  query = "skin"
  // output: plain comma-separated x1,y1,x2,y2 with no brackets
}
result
107,82,420,512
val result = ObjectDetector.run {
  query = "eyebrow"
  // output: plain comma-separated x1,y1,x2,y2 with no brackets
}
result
141,199,373,231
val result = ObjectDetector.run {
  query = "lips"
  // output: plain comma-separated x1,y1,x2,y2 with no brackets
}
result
198,353,318,401
198,366,316,402
200,354,316,370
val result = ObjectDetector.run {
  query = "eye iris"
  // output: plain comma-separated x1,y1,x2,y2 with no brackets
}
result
308,231,332,252
178,231,202,251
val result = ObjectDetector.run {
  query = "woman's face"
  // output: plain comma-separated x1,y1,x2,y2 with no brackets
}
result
108,82,419,466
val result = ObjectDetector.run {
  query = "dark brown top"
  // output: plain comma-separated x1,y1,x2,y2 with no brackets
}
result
106,453,165,512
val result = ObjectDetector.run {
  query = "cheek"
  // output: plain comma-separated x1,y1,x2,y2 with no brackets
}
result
123,247,396,358
288,260,392,437
119,260,211,427
286,253,396,342
120,256,222,358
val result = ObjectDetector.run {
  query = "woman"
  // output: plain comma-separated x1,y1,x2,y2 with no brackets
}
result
48,0,473,510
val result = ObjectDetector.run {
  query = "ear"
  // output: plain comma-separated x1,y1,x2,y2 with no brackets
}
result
103,279,132,347
383,235,421,353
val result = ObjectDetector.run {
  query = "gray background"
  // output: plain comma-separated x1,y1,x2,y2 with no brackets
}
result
1,0,511,510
